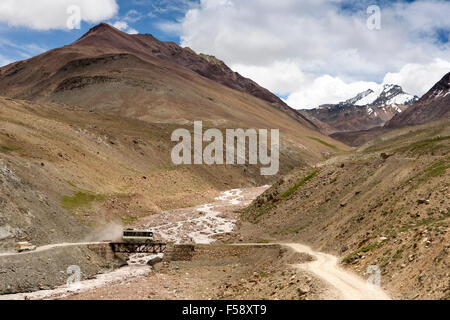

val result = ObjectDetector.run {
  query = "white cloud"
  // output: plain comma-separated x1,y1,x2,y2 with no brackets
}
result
0,54,12,67
0,0,119,30
383,59,450,96
179,0,450,108
148,0,198,16
112,21,138,34
156,21,183,36
232,61,306,96
285,75,379,109
123,9,144,23
0,37,47,65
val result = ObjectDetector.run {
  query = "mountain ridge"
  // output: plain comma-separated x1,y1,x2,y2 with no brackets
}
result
303,84,418,133
386,72,450,128
0,22,316,130
0,22,347,166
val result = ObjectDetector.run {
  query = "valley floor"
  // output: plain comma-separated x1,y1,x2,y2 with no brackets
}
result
1,186,391,301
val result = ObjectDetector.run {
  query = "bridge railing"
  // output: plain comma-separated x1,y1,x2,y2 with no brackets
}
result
109,242,167,254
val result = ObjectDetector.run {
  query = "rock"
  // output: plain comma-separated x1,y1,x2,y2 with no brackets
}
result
380,153,391,160
417,199,430,205
297,285,310,295
147,256,163,266
340,201,347,207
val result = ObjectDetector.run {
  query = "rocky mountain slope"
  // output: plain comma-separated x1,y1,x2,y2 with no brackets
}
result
330,73,450,147
238,118,449,299
0,95,326,250
0,24,349,250
386,72,450,128
304,84,417,133
0,23,346,163
0,23,315,130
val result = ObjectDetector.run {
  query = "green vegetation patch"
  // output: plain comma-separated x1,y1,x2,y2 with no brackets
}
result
399,211,450,233
307,136,339,151
343,242,379,264
410,157,450,188
423,158,450,179
0,145,20,153
281,169,319,198
121,215,137,225
61,192,106,211
252,201,276,220
399,136,450,155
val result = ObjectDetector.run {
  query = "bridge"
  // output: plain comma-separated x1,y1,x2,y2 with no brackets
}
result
109,242,167,254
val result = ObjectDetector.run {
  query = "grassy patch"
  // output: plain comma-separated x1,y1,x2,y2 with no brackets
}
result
252,201,276,220
364,135,450,155
409,158,450,189
423,158,450,179
399,136,450,155
61,192,106,211
0,145,20,153
343,243,379,264
281,169,319,198
399,212,450,233
121,215,137,225
240,198,277,222
392,249,403,260
307,136,339,151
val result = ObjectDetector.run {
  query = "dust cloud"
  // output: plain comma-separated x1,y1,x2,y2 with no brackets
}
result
84,223,124,242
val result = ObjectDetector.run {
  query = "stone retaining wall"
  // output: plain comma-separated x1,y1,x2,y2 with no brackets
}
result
164,244,282,262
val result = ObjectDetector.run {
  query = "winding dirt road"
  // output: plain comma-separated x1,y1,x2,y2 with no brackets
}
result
0,186,391,300
0,242,105,258
284,243,390,300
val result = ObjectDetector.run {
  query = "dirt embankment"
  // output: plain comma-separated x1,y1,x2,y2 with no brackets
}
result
0,245,116,295
238,119,450,300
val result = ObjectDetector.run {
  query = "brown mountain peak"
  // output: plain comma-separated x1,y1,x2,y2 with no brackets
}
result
79,22,121,38
73,22,139,49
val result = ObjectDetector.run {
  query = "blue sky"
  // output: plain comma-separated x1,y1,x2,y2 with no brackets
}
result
0,0,449,108
0,0,199,66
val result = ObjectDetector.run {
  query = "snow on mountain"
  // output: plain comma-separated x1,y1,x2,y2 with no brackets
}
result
352,84,418,108
386,71,450,128
305,84,419,133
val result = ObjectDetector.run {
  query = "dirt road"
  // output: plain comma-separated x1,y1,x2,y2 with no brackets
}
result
284,243,390,300
0,242,105,258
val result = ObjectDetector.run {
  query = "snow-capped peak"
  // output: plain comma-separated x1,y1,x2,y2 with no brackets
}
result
343,84,418,108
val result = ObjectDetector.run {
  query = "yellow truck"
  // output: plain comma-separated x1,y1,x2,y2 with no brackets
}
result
15,242,37,253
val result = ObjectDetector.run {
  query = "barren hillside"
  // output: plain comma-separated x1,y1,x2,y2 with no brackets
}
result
0,23,317,131
238,119,449,299
386,72,450,129
0,95,319,249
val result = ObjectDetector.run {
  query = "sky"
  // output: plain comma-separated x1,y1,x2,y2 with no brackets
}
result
0,0,449,109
